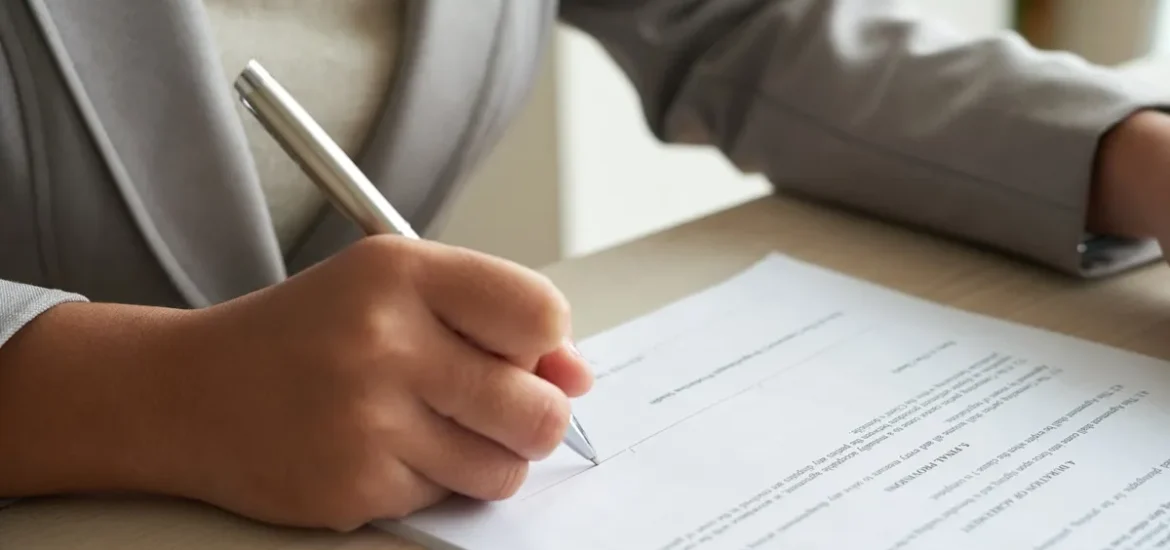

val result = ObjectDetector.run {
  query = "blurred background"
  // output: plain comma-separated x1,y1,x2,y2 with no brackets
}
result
433,0,1170,269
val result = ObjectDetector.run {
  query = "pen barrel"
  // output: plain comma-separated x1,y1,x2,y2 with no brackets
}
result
234,61,418,239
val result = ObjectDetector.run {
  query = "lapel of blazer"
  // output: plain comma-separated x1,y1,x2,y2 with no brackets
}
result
286,0,506,274
26,0,285,307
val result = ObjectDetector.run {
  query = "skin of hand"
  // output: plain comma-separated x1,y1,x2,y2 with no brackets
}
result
0,235,593,531
1091,110,1170,243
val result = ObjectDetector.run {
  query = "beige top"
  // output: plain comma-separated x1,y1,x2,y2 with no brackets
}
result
203,0,405,252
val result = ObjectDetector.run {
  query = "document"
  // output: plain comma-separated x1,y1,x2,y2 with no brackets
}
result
377,254,1170,549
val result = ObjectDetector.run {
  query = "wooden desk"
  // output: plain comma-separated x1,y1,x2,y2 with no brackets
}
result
6,195,1170,549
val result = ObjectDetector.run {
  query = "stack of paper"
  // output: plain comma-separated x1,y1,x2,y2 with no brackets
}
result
377,254,1170,550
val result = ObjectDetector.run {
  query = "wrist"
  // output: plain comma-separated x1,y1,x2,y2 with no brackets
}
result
1090,109,1170,239
0,301,200,499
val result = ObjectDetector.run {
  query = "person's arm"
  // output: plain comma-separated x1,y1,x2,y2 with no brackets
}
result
0,237,592,529
559,0,1170,276
0,279,88,508
1,280,88,344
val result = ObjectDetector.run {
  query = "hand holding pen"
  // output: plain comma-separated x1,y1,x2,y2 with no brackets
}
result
163,59,594,529
235,60,597,464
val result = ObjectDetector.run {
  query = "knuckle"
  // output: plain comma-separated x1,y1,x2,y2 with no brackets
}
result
467,250,570,350
382,488,446,520
488,459,529,501
347,307,396,353
354,233,410,260
380,498,418,520
327,299,400,362
380,333,414,366
325,515,367,533
379,464,433,519
317,478,377,532
352,235,426,286
519,273,571,350
332,458,422,525
339,466,385,515
331,368,401,428
431,355,482,419
348,235,400,273
528,391,571,458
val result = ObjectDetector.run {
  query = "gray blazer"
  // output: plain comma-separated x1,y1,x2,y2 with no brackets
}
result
2,0,1168,348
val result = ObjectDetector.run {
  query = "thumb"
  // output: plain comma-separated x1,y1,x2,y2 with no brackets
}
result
535,341,594,398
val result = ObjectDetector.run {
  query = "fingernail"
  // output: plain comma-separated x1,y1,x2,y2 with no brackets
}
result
565,338,583,358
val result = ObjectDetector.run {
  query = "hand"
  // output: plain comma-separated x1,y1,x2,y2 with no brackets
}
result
1091,110,1170,244
0,236,592,531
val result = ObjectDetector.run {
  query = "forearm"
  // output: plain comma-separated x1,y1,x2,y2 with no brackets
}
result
0,301,194,499
1089,110,1170,240
562,0,1170,275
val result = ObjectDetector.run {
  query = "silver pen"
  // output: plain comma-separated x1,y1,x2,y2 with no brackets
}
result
233,59,599,465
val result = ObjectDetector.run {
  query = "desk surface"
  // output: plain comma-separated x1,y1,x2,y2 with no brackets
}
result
6,195,1170,549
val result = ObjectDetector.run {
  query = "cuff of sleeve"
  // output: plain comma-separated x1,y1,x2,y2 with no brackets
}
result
1076,234,1163,277
0,282,89,345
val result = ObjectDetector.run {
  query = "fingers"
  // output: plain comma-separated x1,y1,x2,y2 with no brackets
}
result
373,461,450,521
310,459,448,532
410,241,571,363
399,404,531,502
535,343,594,398
416,327,571,461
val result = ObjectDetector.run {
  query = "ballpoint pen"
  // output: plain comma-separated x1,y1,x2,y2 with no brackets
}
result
233,59,599,465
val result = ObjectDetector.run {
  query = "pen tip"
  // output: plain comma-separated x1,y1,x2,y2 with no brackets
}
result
566,413,599,465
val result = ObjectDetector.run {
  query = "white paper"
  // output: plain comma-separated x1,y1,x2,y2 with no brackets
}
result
377,254,1170,550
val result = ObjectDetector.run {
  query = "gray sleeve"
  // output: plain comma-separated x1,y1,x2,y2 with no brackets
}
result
559,0,1170,276
1,279,88,509
1,279,88,345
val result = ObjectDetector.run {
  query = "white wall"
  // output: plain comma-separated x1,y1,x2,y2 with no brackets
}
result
556,0,1012,258
556,31,768,258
